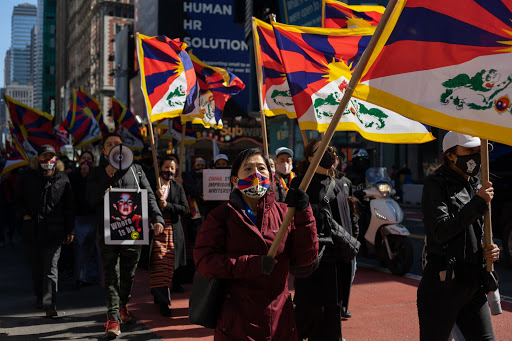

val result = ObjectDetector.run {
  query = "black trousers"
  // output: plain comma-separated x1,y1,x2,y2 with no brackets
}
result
417,263,495,341
27,242,61,310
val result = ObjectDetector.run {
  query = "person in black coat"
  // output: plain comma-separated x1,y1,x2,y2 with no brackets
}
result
150,155,189,316
292,139,356,341
418,131,499,341
68,151,99,286
86,133,164,338
16,145,75,318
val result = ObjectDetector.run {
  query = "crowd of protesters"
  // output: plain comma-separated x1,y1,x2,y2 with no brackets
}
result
0,131,501,340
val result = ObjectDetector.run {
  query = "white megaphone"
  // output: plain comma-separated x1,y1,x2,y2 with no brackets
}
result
108,144,134,171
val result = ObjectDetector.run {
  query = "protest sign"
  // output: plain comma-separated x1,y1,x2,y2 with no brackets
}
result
203,169,231,201
104,188,149,245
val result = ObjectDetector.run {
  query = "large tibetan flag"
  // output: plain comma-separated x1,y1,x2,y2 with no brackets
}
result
322,0,384,29
5,95,59,157
253,18,296,118
136,34,198,122
353,0,512,145
111,97,144,156
62,89,103,147
272,22,433,143
159,117,197,144
184,53,245,129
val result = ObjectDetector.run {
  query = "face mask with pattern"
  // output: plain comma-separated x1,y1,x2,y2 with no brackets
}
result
237,172,270,198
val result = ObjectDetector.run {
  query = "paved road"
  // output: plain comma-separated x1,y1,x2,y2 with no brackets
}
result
1,208,511,340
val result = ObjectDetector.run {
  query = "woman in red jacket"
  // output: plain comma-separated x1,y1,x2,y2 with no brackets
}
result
194,148,319,341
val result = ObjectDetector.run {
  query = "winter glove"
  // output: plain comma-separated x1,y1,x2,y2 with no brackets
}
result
285,188,309,211
260,255,276,275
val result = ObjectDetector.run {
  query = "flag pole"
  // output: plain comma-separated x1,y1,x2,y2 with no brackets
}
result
135,32,161,189
147,121,161,189
481,139,494,272
268,13,309,148
178,123,186,179
252,17,269,156
267,0,400,258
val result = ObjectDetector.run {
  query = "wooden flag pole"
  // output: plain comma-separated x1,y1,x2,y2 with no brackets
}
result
178,125,186,179
268,13,309,149
147,120,161,190
481,139,494,272
267,0,400,258
252,17,269,156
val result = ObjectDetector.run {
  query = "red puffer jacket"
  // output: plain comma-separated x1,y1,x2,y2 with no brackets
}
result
194,190,318,341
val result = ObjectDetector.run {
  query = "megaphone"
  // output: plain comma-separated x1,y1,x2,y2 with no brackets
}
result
108,144,134,171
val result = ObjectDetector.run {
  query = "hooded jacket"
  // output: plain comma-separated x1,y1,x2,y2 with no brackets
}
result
16,158,75,245
194,190,318,341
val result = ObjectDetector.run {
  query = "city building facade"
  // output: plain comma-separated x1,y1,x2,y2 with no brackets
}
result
10,3,37,86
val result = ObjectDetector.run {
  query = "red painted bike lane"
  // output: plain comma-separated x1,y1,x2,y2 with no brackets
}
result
128,266,512,341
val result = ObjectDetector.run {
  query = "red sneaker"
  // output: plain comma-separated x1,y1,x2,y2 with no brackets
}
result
104,317,120,338
120,306,133,324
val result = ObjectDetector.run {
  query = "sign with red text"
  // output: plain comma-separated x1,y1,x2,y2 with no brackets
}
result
203,169,231,201
104,188,149,245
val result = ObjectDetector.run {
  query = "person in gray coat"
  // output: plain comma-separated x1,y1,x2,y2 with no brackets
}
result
86,133,164,338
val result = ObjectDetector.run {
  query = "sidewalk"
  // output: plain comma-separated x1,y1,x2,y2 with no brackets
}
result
1,242,511,340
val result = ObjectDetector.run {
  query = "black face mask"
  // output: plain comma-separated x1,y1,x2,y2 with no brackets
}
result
454,153,481,177
161,170,174,181
319,150,335,169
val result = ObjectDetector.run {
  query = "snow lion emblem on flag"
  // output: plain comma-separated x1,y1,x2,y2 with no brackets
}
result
440,69,512,114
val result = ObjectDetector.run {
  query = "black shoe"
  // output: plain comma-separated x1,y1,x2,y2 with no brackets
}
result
342,309,352,319
172,283,185,293
45,309,58,319
159,304,172,317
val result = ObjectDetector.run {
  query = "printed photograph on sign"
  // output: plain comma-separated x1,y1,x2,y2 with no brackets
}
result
203,169,232,201
104,189,149,245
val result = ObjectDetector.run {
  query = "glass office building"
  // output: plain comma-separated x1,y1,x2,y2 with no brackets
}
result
10,4,37,85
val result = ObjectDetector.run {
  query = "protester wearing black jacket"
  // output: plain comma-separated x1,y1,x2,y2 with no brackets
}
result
16,145,75,318
68,151,99,286
86,133,164,338
292,139,358,341
418,131,499,341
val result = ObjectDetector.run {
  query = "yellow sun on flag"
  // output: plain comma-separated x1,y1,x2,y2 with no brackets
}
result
175,58,184,76
346,15,372,28
252,176,260,186
321,57,353,83
496,25,512,53
83,107,92,117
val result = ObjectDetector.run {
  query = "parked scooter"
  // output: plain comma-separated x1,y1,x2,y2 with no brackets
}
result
356,167,413,275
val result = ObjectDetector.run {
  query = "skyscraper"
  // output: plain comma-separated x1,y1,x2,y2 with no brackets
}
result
34,0,57,113
10,3,37,85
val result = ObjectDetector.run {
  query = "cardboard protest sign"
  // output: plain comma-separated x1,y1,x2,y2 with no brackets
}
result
203,169,231,201
104,188,149,245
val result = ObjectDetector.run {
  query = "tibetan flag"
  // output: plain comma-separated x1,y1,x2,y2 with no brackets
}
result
77,89,109,138
160,117,197,144
111,97,144,156
62,89,103,147
272,22,433,143
184,53,245,129
0,140,28,176
322,0,384,29
5,95,59,157
237,172,270,197
136,34,198,122
54,124,70,148
354,0,512,145
253,18,296,118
